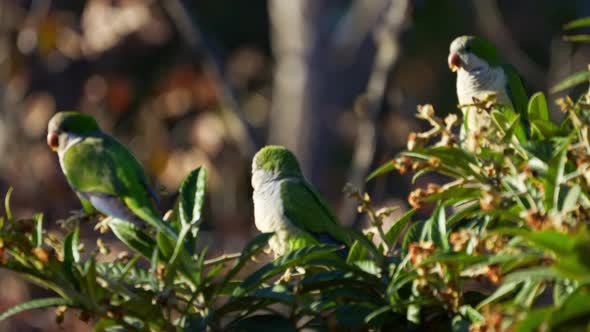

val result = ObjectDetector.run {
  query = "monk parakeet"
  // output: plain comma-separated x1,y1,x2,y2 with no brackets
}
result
47,111,177,240
251,145,351,257
448,35,528,140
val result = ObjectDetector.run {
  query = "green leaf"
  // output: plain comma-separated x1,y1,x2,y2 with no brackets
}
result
430,203,449,251
477,281,521,309
513,308,552,332
458,305,484,323
4,187,13,221
353,260,381,276
563,34,590,43
423,186,480,206
250,284,295,304
0,298,76,321
149,246,159,291
451,315,471,332
550,287,590,328
71,226,80,263
561,184,581,213
422,252,487,266
367,160,398,181
384,209,415,248
63,227,80,284
33,213,43,248
530,121,561,140
236,245,340,295
346,240,368,263
514,280,543,308
544,142,568,210
91,319,119,332
504,267,557,284
216,233,273,296
411,168,432,184
403,147,480,179
178,166,207,229
522,230,574,255
82,258,98,307
553,280,570,306
365,306,394,324
402,220,427,252
108,218,157,258
563,17,590,29
491,108,527,143
527,92,549,121
447,202,479,226
551,70,590,93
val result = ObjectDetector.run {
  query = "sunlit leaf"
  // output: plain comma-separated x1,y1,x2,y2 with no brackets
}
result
478,281,521,309
0,298,76,321
561,184,581,213
4,187,13,221
429,203,449,251
563,17,590,29
33,213,43,248
563,34,590,43
550,287,590,329
108,218,156,258
384,209,415,248
551,70,590,93
367,160,397,181
513,308,552,332
528,92,549,121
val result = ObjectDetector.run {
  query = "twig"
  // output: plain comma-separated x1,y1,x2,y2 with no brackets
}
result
472,0,547,90
266,0,313,174
160,0,258,159
203,252,242,267
339,0,411,226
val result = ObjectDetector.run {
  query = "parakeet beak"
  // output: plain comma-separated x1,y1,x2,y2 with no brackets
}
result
47,132,59,151
448,53,461,72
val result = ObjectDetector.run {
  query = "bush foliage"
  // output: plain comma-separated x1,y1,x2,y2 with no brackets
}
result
2,19,590,332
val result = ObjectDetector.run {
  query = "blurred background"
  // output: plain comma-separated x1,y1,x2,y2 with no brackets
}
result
0,0,589,330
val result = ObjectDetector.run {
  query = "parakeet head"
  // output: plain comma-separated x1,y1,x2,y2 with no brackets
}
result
47,111,100,152
252,145,302,184
448,35,500,73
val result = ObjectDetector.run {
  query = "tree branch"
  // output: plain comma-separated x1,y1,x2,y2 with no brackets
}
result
339,0,411,226
160,0,258,159
472,0,547,90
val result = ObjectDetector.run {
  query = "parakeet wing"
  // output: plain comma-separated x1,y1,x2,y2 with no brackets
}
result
502,64,528,119
63,135,176,239
63,136,120,195
280,179,351,246
502,64,529,140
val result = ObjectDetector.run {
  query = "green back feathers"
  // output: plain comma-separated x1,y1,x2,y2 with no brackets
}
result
48,111,100,136
280,179,351,246
452,35,501,66
468,37,501,66
253,145,302,176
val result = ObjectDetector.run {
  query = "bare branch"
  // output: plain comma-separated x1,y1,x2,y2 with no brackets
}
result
160,0,258,159
472,0,547,90
339,0,411,226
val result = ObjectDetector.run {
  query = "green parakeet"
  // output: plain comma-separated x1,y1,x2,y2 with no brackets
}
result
47,111,177,240
251,145,351,257
448,35,528,140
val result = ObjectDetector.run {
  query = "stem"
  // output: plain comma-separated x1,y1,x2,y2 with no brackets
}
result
367,209,390,254
203,252,242,267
